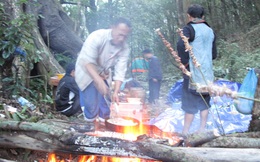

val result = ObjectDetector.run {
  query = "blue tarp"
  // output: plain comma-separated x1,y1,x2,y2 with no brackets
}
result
150,79,252,135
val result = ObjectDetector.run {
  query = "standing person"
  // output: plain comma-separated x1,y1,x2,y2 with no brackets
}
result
55,63,81,117
75,17,131,122
177,4,217,134
142,49,163,105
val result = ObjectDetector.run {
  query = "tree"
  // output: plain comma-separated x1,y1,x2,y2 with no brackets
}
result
0,0,83,98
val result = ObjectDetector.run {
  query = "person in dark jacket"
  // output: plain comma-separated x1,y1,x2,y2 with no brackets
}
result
177,4,217,134
55,63,81,117
142,49,163,104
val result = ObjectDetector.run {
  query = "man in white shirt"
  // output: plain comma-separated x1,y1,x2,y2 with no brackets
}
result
75,17,131,122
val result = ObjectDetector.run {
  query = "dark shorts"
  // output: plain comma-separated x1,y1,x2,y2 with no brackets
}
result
181,77,211,114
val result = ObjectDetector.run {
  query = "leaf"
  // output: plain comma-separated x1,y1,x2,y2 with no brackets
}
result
15,111,27,120
0,57,5,66
11,112,21,121
2,50,10,59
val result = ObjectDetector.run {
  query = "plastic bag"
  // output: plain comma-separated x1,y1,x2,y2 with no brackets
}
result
235,69,258,114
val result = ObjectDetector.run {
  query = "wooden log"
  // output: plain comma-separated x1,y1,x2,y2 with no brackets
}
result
1,119,260,161
0,158,16,162
0,132,66,152
38,119,95,133
174,147,260,162
2,132,260,162
202,136,260,148
226,131,260,138
0,120,208,161
0,119,94,138
183,130,220,147
0,131,209,162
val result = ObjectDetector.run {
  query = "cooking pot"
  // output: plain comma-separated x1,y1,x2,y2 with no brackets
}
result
105,116,140,133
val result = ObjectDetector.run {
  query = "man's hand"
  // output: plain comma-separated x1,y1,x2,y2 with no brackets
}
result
85,63,109,95
94,78,109,95
112,80,122,105
112,91,119,104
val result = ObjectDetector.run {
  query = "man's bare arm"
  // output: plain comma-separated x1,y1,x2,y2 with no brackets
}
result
85,63,108,95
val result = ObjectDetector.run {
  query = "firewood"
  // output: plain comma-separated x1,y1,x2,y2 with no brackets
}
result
202,136,260,148
226,131,260,138
2,119,260,161
0,158,16,162
183,130,220,147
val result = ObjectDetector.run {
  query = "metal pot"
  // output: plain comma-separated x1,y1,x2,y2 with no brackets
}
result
105,116,140,133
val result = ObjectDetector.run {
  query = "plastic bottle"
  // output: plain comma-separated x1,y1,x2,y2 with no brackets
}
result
12,95,36,111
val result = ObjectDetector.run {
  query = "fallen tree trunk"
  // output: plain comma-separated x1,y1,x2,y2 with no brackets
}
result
183,130,220,147
202,136,260,148
226,131,260,138
1,119,260,161
2,131,260,162
0,120,206,161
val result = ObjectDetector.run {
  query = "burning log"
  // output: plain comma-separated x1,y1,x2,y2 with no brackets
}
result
1,119,260,161
0,119,203,161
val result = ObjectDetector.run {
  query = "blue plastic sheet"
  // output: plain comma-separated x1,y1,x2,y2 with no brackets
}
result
166,79,183,104
150,79,251,134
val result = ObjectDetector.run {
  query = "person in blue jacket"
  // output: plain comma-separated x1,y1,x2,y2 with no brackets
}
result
142,49,163,104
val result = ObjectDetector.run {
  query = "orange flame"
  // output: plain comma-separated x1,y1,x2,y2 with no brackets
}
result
46,153,67,162
48,153,160,162
78,155,97,162
47,153,56,162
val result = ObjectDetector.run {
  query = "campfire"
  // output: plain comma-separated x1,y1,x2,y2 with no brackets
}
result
45,153,158,162
40,101,181,162
43,119,178,162
0,91,183,161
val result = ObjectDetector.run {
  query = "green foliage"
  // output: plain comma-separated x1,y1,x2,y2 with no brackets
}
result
62,0,260,85
0,2,49,105
0,12,34,61
214,39,260,83
54,53,76,68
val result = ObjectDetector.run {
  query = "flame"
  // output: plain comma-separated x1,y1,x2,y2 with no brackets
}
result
48,153,144,162
78,155,97,162
78,155,141,162
117,120,148,141
46,153,69,162
47,153,56,162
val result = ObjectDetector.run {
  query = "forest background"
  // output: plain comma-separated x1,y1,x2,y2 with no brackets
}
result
1,1,260,161
0,0,260,104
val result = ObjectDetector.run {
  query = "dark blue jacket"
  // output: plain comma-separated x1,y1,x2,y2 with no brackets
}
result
148,56,163,80
55,74,79,111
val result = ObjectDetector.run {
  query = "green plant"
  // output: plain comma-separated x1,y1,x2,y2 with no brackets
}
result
54,53,76,68
214,39,260,83
0,2,48,102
